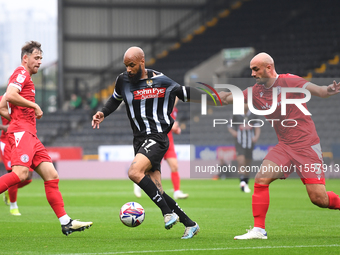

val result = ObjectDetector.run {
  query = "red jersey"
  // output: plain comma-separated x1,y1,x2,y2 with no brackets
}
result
243,74,320,147
6,66,37,135
0,96,10,140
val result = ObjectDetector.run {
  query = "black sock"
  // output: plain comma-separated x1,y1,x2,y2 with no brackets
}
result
240,176,249,184
162,192,195,227
138,176,171,215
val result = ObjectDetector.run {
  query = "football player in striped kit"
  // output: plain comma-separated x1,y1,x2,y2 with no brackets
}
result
228,104,261,193
92,46,207,239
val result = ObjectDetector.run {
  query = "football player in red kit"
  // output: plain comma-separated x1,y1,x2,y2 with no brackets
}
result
0,41,92,235
0,95,33,215
164,106,189,199
219,52,340,239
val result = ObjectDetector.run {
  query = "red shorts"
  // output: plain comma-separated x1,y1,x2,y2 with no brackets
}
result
8,131,52,169
264,142,325,185
1,136,13,170
163,131,177,160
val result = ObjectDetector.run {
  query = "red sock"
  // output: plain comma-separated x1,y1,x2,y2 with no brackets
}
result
327,191,340,209
18,179,32,188
8,184,18,203
0,172,21,194
44,179,66,218
252,183,270,229
171,172,180,191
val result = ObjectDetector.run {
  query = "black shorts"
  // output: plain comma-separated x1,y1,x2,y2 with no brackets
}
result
133,133,169,172
235,143,253,160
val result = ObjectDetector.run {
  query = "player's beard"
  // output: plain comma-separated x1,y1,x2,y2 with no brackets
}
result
256,78,268,85
256,70,270,85
128,65,142,84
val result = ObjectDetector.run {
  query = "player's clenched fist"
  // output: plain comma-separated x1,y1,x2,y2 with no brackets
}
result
218,91,232,105
92,111,104,129
34,104,43,119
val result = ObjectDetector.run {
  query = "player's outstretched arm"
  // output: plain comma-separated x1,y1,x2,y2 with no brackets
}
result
326,81,340,97
176,86,227,106
91,94,122,129
92,111,105,129
306,81,340,98
218,91,233,105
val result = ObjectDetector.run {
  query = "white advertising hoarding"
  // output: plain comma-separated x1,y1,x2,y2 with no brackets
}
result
98,144,192,161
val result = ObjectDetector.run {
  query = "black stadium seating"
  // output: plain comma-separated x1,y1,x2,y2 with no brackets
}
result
40,0,340,155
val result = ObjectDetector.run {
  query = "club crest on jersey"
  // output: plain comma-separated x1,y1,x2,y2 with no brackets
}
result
20,154,29,163
16,74,26,83
134,87,166,100
146,80,153,87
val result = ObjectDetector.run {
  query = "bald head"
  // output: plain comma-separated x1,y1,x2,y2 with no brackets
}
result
251,52,274,67
250,52,277,87
124,46,145,62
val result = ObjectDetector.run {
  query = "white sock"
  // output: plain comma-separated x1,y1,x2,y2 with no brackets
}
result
253,227,266,234
10,202,18,210
59,214,71,225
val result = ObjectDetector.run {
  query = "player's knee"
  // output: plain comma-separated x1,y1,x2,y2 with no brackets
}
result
50,171,59,180
27,171,33,180
18,172,29,182
128,167,141,182
128,169,135,181
254,177,271,185
13,168,29,182
170,165,178,172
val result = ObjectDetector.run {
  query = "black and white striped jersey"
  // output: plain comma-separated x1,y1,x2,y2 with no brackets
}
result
113,69,188,137
229,111,261,149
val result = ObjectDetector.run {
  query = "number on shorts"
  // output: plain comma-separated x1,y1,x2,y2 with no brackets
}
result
142,139,156,153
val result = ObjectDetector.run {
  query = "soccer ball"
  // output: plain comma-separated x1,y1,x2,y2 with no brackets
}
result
119,202,145,227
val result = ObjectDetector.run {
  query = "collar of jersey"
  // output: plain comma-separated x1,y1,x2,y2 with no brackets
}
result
263,74,279,89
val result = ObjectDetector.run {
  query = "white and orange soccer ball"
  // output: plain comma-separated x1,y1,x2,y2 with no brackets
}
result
119,202,145,227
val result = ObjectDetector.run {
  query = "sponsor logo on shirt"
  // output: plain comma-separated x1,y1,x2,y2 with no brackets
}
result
133,87,166,100
31,89,35,94
260,101,282,110
16,74,26,83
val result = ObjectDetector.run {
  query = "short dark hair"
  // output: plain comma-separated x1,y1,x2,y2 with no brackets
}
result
21,41,43,60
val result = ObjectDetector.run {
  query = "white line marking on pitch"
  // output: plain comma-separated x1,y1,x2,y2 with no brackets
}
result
54,244,340,255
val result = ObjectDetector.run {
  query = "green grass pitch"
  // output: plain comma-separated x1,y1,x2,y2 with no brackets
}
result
0,178,339,254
